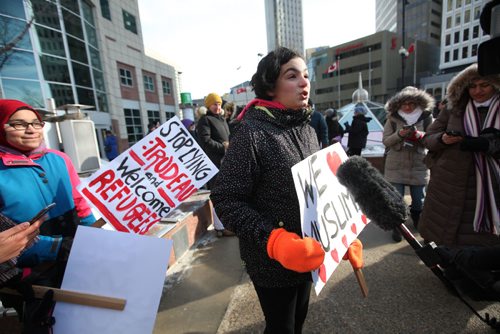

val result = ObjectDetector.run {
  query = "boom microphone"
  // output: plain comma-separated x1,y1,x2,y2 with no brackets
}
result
336,156,408,231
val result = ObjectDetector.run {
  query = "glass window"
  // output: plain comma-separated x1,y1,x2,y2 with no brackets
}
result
455,13,461,26
0,50,38,79
472,44,478,56
446,16,452,29
63,9,83,39
122,10,137,34
165,111,175,120
67,36,88,63
0,16,33,50
96,92,108,113
31,0,60,30
72,62,92,87
462,46,468,58
473,25,479,38
454,31,460,43
85,23,98,48
465,0,471,4
100,0,111,21
48,83,75,106
447,0,452,11
124,108,143,146
0,1,26,19
445,51,450,62
40,54,71,83
445,34,451,45
81,1,94,25
76,87,95,106
162,80,171,94
33,24,65,57
453,49,459,60
1,79,43,107
93,69,105,91
456,0,462,8
88,46,102,70
143,75,154,91
147,110,160,126
474,6,481,20
119,68,133,86
464,9,470,23
463,28,469,41
60,0,79,14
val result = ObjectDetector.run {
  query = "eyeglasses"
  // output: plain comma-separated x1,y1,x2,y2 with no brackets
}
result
6,121,45,130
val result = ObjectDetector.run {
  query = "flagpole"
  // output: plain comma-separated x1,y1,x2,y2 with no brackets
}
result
413,41,417,86
368,47,372,99
337,55,341,109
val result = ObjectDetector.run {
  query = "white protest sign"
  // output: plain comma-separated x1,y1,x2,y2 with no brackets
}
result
78,116,218,234
292,143,369,295
53,226,172,334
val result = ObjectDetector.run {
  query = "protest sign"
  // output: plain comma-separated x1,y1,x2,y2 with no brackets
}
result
53,226,172,333
78,117,218,234
291,143,369,294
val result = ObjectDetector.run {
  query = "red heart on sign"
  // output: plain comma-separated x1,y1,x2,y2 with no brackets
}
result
342,235,348,248
361,214,368,225
318,264,326,283
351,223,357,235
330,248,339,263
326,151,342,176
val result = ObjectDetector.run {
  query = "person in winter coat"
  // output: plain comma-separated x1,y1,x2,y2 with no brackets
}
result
0,99,96,315
308,100,329,148
344,104,371,156
325,108,344,144
104,130,119,161
383,86,435,242
419,64,500,247
196,92,230,189
211,48,325,333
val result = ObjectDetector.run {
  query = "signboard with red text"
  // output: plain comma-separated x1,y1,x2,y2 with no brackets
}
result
291,143,369,294
78,116,218,234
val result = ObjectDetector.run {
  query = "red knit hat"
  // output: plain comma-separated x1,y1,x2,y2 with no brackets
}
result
0,99,41,148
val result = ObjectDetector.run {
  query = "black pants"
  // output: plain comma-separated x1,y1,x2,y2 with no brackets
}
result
347,148,362,156
253,280,312,334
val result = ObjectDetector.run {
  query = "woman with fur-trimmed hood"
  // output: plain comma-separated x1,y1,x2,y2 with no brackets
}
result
419,64,500,247
383,86,435,242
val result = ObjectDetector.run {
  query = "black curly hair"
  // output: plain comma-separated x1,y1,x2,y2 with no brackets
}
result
251,47,303,101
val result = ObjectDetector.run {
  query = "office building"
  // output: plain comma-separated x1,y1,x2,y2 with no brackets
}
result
264,0,304,54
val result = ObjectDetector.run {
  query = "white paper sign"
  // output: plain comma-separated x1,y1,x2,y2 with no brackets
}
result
291,143,369,294
53,226,172,334
78,116,218,234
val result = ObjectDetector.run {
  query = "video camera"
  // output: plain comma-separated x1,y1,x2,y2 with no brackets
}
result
478,0,500,75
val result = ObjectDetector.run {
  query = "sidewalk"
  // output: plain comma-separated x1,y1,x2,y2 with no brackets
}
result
154,223,500,334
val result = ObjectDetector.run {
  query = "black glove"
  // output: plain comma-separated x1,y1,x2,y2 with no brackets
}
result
57,237,73,262
22,289,56,334
459,136,489,152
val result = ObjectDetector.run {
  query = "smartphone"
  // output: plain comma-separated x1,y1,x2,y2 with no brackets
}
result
446,130,462,137
30,203,56,225
402,124,414,130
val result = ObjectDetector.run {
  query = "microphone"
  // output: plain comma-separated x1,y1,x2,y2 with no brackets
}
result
336,156,447,283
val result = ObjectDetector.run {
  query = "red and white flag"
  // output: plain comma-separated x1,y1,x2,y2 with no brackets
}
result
326,60,339,74
236,87,247,94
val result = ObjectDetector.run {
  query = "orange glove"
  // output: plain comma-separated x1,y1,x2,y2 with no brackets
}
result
342,239,364,269
267,228,325,273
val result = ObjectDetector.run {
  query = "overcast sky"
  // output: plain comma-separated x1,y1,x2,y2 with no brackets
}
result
138,0,375,100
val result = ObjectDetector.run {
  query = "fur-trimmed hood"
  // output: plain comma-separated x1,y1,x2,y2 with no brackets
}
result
385,86,435,115
446,63,500,110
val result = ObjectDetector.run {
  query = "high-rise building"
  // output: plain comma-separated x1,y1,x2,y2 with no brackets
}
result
376,0,398,32
376,0,442,47
0,0,179,157
264,0,304,55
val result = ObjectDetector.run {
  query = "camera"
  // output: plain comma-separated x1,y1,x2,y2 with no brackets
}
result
478,0,500,75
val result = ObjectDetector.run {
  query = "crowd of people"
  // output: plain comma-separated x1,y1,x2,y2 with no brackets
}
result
1,45,499,332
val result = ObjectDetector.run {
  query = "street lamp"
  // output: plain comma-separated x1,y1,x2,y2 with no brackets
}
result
400,0,408,89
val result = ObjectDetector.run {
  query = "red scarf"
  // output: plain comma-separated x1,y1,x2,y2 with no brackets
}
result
236,99,287,121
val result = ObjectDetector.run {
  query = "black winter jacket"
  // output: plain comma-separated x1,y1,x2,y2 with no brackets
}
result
345,114,371,149
196,111,230,168
211,105,319,288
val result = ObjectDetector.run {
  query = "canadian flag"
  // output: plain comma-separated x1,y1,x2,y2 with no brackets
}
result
236,87,247,94
407,43,415,55
326,60,339,74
